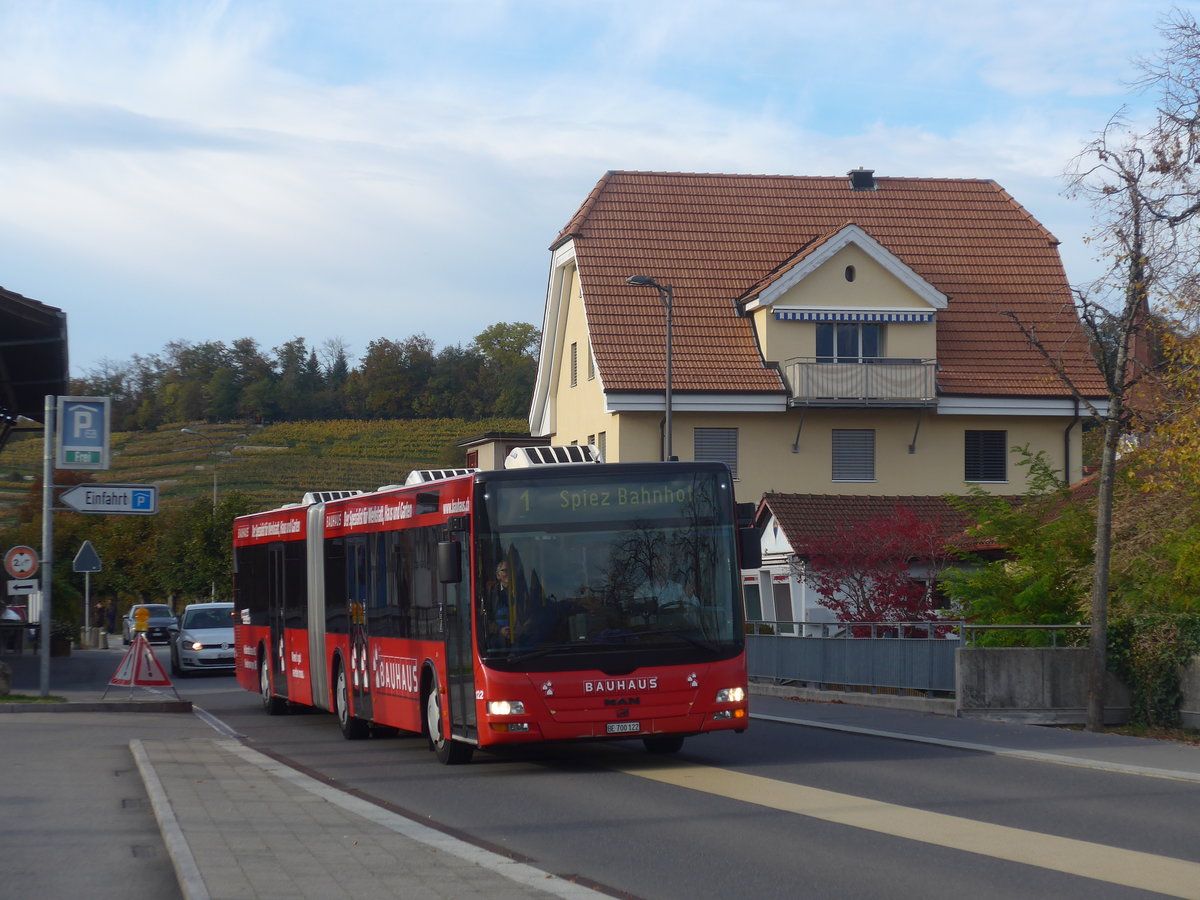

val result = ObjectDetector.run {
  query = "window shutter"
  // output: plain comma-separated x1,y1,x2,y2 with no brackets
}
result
832,429,875,481
694,427,738,479
965,430,1007,481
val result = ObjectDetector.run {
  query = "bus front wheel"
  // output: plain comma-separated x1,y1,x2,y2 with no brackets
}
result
425,675,473,765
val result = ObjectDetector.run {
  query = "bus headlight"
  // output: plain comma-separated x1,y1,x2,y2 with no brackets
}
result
487,700,526,715
715,686,745,703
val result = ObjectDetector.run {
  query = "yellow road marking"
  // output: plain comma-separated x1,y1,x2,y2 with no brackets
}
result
614,760,1200,899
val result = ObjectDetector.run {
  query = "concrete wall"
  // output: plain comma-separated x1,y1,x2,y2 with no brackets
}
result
956,647,1131,725
1181,657,1200,730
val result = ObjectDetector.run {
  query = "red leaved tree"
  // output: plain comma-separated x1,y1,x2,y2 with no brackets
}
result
798,505,958,630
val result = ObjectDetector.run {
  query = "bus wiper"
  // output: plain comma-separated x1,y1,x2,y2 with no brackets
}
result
502,643,574,664
634,630,722,654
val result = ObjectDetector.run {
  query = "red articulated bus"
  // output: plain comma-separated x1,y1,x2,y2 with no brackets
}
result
233,449,760,764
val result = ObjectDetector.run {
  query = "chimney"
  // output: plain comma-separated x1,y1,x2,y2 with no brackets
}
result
848,168,876,191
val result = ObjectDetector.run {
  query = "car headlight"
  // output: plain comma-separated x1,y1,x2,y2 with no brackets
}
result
486,700,526,715
715,686,745,703
189,641,204,651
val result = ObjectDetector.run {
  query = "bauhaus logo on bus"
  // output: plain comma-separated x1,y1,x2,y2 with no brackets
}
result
372,649,419,697
583,676,659,693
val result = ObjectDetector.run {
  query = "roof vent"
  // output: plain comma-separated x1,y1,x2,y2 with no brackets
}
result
505,445,600,468
301,490,367,505
403,468,477,486
848,167,876,191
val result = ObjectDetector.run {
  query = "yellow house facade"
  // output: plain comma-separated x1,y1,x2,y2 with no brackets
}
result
530,173,1105,504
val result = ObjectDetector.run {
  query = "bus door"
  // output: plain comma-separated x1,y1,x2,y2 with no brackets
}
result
346,535,373,722
267,544,288,701
441,537,477,742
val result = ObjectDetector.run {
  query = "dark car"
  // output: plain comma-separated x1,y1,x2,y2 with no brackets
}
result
122,603,177,645
169,602,236,677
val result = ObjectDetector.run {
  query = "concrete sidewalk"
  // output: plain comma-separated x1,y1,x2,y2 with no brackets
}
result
132,737,605,900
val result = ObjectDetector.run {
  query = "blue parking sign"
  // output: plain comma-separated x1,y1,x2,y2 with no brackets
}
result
56,397,111,470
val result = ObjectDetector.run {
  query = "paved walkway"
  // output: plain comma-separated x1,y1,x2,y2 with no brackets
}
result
132,737,603,900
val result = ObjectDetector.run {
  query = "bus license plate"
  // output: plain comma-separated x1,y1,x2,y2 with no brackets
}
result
606,721,641,734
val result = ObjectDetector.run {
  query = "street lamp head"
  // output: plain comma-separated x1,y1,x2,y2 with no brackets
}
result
626,275,659,288
180,427,198,435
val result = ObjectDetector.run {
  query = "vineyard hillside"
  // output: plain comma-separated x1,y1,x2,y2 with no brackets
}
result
0,417,527,526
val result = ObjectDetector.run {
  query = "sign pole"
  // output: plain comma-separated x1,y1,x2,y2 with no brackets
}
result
40,395,55,698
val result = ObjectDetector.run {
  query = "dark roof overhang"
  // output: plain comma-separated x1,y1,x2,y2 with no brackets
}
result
1,286,68,449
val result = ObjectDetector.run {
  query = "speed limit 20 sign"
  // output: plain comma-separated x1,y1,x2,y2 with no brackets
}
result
4,545,39,580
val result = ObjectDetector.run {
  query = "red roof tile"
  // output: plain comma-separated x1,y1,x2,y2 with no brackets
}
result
556,171,1106,398
759,493,983,553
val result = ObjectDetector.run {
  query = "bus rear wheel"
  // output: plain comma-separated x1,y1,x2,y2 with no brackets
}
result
425,675,473,765
643,735,685,754
259,647,287,715
336,662,369,740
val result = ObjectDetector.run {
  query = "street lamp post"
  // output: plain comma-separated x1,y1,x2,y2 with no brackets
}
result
625,275,675,461
180,427,218,511
181,427,218,600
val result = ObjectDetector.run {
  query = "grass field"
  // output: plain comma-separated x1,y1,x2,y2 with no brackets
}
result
0,416,527,525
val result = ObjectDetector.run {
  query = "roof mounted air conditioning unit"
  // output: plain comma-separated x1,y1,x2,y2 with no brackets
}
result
504,445,600,468
403,468,478,486
301,490,367,505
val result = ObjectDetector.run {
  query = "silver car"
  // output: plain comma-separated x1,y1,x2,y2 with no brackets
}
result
169,602,236,677
122,603,177,645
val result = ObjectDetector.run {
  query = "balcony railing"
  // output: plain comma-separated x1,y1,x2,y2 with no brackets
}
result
781,357,937,407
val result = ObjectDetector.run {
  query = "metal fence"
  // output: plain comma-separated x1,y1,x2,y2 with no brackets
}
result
746,620,962,694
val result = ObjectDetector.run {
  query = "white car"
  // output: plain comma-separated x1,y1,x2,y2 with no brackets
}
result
169,602,236,677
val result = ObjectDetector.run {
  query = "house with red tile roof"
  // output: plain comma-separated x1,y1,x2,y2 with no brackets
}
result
530,169,1106,502
529,169,1107,628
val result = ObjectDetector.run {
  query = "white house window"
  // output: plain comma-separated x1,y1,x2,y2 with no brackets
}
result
832,429,875,481
695,427,738,479
816,322,881,362
965,430,1007,482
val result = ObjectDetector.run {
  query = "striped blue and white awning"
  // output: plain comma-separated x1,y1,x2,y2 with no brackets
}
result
773,310,934,323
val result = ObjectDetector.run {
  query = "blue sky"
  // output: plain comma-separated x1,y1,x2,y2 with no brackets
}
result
0,0,1187,376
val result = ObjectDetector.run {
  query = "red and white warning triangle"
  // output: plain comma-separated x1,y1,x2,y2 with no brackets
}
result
109,633,174,688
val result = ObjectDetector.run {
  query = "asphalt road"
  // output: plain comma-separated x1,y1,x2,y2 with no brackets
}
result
168,668,1200,900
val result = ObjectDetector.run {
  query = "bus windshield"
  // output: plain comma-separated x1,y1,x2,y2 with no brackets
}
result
474,468,743,671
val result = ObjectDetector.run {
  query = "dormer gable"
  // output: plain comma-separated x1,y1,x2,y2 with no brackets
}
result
738,224,946,370
739,223,947,314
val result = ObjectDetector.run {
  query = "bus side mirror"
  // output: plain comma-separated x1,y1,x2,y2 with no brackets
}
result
438,540,463,584
738,527,761,570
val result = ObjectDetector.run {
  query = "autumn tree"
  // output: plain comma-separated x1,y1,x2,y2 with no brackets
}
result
1063,9,1200,730
799,505,958,628
944,450,1095,644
